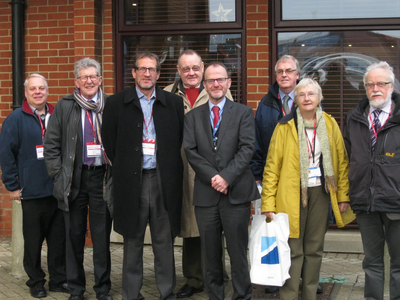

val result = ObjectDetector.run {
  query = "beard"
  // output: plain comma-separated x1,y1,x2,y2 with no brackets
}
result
369,91,392,109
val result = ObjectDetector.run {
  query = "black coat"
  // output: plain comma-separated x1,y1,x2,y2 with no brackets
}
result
102,85,184,238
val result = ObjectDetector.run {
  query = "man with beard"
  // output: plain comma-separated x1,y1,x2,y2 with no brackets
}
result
102,51,184,300
344,61,400,300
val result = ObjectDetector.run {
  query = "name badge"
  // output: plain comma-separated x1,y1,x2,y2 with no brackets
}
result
86,143,102,157
143,139,156,156
308,167,321,178
36,145,44,160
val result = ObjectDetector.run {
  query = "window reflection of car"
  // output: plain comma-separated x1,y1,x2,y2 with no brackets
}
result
301,53,400,91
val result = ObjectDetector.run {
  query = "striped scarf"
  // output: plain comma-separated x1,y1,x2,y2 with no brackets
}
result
73,87,110,164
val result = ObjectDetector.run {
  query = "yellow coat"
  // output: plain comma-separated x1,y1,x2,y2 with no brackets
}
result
261,112,355,238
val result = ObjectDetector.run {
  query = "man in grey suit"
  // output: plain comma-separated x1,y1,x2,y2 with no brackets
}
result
183,62,259,300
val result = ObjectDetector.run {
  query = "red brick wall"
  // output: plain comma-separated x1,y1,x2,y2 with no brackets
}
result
0,0,114,237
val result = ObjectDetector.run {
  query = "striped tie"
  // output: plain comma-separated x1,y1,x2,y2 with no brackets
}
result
370,109,382,152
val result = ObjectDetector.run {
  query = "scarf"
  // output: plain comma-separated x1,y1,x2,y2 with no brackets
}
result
74,87,110,164
297,106,336,207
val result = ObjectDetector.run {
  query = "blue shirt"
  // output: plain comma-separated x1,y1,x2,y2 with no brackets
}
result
278,89,295,112
208,97,226,128
137,87,157,169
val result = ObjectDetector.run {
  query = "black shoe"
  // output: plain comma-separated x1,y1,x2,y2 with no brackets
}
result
177,284,203,298
49,282,70,293
264,286,279,293
68,294,84,300
97,292,113,300
30,284,47,298
317,284,323,294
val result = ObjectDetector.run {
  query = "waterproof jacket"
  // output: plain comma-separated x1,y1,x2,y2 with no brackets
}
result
164,80,232,238
344,92,400,213
0,99,54,200
261,110,354,238
43,93,109,211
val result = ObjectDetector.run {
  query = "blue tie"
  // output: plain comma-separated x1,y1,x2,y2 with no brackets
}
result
370,109,381,152
84,101,96,165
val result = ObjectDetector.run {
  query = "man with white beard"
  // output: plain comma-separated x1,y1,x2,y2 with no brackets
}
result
344,61,400,300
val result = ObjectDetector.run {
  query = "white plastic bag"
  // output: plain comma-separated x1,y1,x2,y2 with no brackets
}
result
249,213,291,286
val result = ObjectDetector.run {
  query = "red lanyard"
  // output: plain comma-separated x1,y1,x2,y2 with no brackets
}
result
369,105,392,139
143,111,153,137
86,111,97,143
37,114,45,142
304,116,317,163
278,93,294,116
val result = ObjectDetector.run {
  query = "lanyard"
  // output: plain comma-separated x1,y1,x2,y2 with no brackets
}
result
210,107,223,149
37,114,46,143
86,110,97,143
278,93,294,116
304,116,317,163
143,110,153,138
369,104,392,139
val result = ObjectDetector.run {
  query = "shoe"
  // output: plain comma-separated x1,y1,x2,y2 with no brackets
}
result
68,294,84,300
97,292,113,300
30,284,47,298
264,286,279,293
176,284,203,298
317,284,323,294
49,282,70,293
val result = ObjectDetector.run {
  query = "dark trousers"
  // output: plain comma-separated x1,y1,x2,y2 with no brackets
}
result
195,196,251,300
21,196,66,288
357,211,400,300
64,167,112,296
122,171,176,300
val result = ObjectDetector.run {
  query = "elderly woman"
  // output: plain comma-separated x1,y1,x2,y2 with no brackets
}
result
261,77,355,299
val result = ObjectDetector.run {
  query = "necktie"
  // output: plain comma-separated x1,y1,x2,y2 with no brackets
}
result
212,106,220,129
283,95,290,114
370,109,382,152
84,101,96,165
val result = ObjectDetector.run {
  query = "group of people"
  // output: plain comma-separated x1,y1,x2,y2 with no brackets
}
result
0,50,399,300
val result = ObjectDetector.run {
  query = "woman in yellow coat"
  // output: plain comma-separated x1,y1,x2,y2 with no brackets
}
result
261,77,355,300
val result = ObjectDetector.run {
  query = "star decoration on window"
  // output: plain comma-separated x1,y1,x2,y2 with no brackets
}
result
212,3,232,22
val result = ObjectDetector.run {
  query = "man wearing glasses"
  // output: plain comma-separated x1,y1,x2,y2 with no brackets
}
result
344,61,400,300
164,50,231,298
102,51,184,300
183,62,259,300
44,58,112,300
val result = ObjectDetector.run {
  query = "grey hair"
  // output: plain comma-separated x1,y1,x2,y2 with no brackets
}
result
275,55,300,75
74,58,101,78
24,74,48,90
134,51,161,72
363,61,395,86
294,77,323,102
177,49,202,67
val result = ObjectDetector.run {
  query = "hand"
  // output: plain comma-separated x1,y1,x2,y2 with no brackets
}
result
211,175,228,194
339,202,350,213
10,189,21,202
262,211,274,220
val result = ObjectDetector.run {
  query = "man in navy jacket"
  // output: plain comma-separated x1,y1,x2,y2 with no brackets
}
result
0,74,68,298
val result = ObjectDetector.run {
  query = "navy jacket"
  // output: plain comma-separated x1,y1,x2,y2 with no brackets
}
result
0,100,54,200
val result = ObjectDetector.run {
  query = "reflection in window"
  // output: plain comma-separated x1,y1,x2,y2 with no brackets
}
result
278,30,400,127
124,0,236,25
282,0,400,20
122,34,242,101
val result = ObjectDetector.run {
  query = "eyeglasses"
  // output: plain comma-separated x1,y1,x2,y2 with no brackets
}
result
204,78,229,85
297,92,317,99
78,75,99,82
276,69,296,75
180,66,201,73
136,67,158,74
365,82,392,89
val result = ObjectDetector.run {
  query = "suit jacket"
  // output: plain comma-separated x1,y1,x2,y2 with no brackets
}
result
183,99,259,207
101,84,184,238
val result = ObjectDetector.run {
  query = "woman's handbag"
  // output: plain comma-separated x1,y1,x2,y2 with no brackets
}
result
249,213,291,286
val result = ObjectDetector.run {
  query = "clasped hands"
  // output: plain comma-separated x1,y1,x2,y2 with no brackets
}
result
211,174,228,194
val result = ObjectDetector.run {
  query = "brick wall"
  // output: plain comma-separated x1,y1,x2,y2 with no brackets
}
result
0,0,114,237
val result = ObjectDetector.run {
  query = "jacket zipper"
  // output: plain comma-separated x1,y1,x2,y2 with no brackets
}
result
66,106,80,197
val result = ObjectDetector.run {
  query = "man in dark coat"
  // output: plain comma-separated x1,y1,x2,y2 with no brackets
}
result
102,51,184,300
0,74,67,298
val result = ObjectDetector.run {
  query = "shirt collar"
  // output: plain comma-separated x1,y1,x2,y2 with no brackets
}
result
370,99,392,115
28,103,47,115
136,87,156,101
278,89,295,102
208,97,226,113
81,92,99,103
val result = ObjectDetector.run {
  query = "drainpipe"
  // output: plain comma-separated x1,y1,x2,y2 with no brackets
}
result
9,0,25,277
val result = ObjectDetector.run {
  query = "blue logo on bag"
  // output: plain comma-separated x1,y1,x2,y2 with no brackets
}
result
261,236,279,264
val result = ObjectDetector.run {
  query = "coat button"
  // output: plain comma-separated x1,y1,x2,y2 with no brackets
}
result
184,105,187,109
135,147,139,151
137,123,142,127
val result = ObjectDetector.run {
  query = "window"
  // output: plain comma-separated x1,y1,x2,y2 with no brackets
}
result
116,0,245,102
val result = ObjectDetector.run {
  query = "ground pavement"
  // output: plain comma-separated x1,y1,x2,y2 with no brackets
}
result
0,236,366,299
